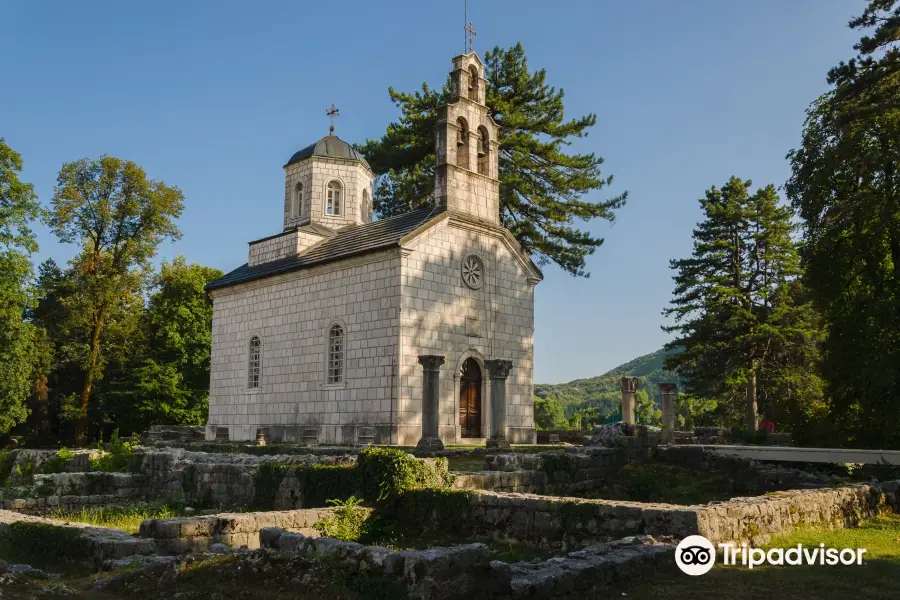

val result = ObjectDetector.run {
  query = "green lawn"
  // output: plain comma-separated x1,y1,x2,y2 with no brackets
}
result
579,513,900,600
52,503,183,534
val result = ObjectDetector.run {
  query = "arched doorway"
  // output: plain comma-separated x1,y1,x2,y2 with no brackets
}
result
459,358,483,437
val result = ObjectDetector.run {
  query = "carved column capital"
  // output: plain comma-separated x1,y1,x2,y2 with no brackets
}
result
620,376,639,393
658,383,678,395
485,359,513,380
418,355,446,372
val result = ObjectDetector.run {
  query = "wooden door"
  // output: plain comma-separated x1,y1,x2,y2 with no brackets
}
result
459,358,482,438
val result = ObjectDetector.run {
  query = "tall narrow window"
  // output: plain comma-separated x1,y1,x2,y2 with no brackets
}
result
456,118,469,169
292,182,303,219
362,189,370,220
468,65,479,101
326,181,342,216
477,127,489,176
327,324,344,384
247,336,261,389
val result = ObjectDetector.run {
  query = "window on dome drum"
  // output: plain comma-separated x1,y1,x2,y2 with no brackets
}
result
326,181,342,216
456,118,469,169
362,189,370,219
247,336,261,389
477,127,489,176
327,324,344,384
292,182,303,219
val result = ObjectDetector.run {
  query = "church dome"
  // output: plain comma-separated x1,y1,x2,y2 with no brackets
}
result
285,134,371,170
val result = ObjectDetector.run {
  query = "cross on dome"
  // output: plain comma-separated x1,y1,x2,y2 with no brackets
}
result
325,104,340,134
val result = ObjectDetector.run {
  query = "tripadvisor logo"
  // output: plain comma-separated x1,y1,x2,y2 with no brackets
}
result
675,535,868,575
675,535,716,576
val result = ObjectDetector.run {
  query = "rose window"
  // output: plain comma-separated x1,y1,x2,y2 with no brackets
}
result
461,255,484,289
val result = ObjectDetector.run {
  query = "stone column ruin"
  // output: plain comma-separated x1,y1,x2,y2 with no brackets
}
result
416,355,446,451
485,359,513,449
659,383,677,444
620,376,639,425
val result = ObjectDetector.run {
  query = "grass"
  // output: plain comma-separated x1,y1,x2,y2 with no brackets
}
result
52,503,182,534
577,513,900,600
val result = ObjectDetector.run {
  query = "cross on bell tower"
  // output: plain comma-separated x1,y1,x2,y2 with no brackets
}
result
463,0,477,53
325,104,340,134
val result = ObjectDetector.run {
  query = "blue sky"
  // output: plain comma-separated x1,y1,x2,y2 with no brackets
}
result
2,1,864,384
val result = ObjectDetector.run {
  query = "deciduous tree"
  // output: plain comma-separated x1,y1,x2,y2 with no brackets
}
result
45,156,183,443
0,139,41,433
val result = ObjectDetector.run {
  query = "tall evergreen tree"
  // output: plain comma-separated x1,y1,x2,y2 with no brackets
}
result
359,43,626,277
0,139,41,434
786,1,900,447
45,156,183,443
663,178,823,430
828,0,900,115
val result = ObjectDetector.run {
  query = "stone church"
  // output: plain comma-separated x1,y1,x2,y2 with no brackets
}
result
205,50,542,446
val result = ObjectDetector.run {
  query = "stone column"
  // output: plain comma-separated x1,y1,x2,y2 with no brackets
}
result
620,377,639,425
659,383,677,444
485,359,513,449
416,355,446,451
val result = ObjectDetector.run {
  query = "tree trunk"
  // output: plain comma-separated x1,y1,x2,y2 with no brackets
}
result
75,308,105,445
746,368,758,431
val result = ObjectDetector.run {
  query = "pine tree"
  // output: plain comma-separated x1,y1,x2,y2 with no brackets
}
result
827,0,900,116
663,178,823,431
359,43,626,277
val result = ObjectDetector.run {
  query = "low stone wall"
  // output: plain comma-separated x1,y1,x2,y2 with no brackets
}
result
455,447,635,495
139,508,338,554
260,527,673,599
452,471,546,494
695,481,900,543
535,429,587,445
407,479,900,548
131,448,357,509
655,445,841,492
0,472,146,514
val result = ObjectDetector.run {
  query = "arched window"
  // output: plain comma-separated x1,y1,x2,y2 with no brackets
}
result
468,65,479,101
456,118,469,169
247,336,261,389
477,127,490,176
327,324,344,384
362,189,370,220
326,181,342,216
292,182,303,219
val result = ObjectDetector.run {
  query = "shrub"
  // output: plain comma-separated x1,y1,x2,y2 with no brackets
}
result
89,429,136,472
313,496,371,541
44,447,76,474
356,447,450,504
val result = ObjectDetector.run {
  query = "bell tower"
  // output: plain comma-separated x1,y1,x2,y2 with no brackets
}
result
434,52,500,225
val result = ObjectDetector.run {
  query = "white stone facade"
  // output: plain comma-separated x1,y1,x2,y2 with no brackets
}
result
206,50,540,445
396,214,539,445
208,250,402,443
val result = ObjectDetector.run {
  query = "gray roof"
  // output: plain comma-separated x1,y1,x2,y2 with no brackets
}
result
207,206,444,292
285,134,371,170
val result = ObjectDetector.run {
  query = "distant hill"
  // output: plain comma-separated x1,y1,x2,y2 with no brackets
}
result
534,347,683,417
